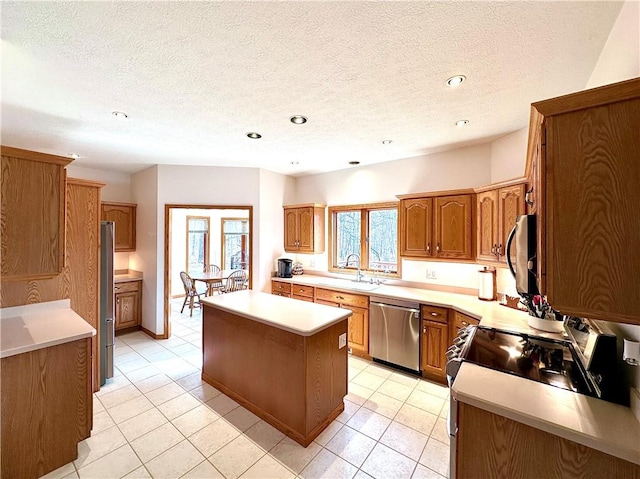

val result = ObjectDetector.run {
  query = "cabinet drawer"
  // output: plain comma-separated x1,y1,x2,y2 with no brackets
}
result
273,291,290,298
453,310,479,329
315,288,369,309
114,280,140,293
271,281,292,294
421,305,449,324
291,284,314,298
292,294,314,303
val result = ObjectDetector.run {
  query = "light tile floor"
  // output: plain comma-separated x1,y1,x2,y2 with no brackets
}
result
41,299,450,479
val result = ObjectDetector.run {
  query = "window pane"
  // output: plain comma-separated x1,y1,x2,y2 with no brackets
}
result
223,220,248,233
336,211,361,265
368,209,397,272
188,232,206,271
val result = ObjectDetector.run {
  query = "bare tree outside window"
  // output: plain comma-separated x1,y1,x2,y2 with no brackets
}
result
336,211,361,264
368,209,397,272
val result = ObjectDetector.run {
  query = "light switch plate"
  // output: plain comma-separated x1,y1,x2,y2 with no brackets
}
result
339,333,347,349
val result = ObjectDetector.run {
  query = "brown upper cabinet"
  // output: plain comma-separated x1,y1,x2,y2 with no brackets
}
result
283,204,325,254
476,182,526,264
1,146,72,281
398,192,475,261
101,202,137,252
527,77,640,325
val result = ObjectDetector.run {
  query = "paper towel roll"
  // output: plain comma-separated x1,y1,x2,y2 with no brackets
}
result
478,267,496,301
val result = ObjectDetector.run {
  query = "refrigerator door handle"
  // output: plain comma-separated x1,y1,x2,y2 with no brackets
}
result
106,318,115,347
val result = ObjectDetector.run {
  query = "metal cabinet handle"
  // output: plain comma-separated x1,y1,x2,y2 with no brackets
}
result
497,244,503,256
430,312,438,317
336,295,344,300
491,244,497,254
525,187,534,206
423,326,427,333
426,243,431,253
436,243,440,253
461,321,468,326
299,289,304,293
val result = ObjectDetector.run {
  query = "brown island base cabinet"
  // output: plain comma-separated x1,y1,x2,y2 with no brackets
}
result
201,291,350,446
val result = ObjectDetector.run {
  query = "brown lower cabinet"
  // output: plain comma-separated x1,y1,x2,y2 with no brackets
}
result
115,280,142,331
456,402,640,478
420,305,449,383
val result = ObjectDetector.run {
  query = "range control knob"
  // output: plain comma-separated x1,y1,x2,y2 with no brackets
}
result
445,349,458,360
453,337,466,347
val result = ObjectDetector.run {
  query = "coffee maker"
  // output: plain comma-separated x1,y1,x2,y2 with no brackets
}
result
277,258,293,278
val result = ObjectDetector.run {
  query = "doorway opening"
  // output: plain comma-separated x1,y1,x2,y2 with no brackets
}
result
163,204,253,338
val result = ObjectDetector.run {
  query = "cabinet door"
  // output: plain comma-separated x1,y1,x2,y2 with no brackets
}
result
283,208,300,251
101,203,136,252
297,207,314,252
434,195,473,259
421,320,448,381
116,291,139,330
476,190,499,262
344,305,368,354
400,198,433,257
497,184,525,263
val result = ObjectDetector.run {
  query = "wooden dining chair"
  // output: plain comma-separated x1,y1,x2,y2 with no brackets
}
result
203,264,224,294
222,270,248,293
179,271,207,316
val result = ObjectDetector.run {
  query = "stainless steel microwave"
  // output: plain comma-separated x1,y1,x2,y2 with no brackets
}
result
506,214,539,295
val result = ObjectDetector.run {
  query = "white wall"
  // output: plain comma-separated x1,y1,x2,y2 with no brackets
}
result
489,128,528,183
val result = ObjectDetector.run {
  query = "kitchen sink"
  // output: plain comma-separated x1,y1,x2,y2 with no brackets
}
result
316,278,380,292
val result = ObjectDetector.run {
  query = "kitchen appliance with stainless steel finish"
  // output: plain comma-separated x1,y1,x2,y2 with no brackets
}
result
369,296,420,372
445,318,626,477
99,221,115,385
506,214,539,295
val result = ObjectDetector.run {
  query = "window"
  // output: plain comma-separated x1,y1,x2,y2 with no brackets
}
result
186,216,209,272
330,203,398,275
221,218,249,270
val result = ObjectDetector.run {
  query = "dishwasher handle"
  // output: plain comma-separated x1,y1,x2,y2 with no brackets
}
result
370,302,419,314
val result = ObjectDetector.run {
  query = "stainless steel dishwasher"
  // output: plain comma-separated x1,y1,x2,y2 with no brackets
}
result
369,296,421,372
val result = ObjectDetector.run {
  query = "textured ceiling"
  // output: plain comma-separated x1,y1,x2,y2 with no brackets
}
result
1,1,623,176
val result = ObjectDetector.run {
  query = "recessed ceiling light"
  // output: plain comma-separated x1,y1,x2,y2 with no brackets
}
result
247,132,262,139
455,119,469,127
446,75,466,87
112,111,128,119
291,161,299,165
382,140,393,145
69,153,81,159
349,161,360,165
290,115,307,124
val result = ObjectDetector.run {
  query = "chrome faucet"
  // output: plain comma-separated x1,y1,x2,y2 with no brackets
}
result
344,253,364,282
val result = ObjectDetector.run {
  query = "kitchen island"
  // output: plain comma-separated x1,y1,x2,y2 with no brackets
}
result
201,290,351,446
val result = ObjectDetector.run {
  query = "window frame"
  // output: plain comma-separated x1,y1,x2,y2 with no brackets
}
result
221,217,250,270
185,215,210,273
328,202,400,278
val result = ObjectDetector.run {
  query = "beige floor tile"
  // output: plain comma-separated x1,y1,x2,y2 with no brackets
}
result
353,470,375,479
313,420,343,446
145,381,187,405
122,466,152,478
346,407,392,441
361,443,417,479
204,393,240,416
40,462,76,479
134,373,173,394
243,420,285,451
346,382,375,405
158,336,188,349
239,454,295,479
93,396,105,414
134,342,168,357
158,392,202,420
380,421,428,461
394,404,438,436
130,422,184,463
325,425,376,467
92,410,115,434
223,406,261,432
269,436,322,474
74,425,128,469
377,379,415,402
388,372,421,388
209,435,265,479
144,348,179,362
415,381,449,399
412,464,447,479
335,399,361,424
188,418,241,457
299,448,358,479
95,373,132,398
363,392,404,419
352,371,386,390
170,342,200,356
159,357,200,380
172,404,221,437
348,356,370,370
113,350,145,365
405,390,445,415
108,395,155,424
176,371,206,391
145,439,205,478
418,438,449,478
430,418,450,445
180,460,224,478
99,384,142,409
117,357,152,374
348,366,362,381
77,444,141,478
124,364,162,383
189,383,222,402
364,364,394,379
118,407,168,442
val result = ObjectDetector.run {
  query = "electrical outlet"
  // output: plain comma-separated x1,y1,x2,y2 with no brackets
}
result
426,268,431,278
338,333,347,349
310,258,316,267
431,269,438,279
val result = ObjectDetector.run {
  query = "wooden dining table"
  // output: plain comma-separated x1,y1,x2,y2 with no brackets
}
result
189,270,246,296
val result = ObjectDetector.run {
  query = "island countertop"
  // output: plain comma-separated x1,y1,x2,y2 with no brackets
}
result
201,290,351,336
1,299,96,358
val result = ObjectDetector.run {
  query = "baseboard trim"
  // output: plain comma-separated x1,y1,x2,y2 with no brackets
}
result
142,326,166,340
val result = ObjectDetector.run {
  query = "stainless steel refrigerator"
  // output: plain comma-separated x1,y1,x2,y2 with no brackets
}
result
100,221,115,385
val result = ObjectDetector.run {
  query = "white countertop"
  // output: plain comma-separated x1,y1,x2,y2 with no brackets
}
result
114,271,143,283
1,299,96,359
201,290,351,336
273,274,640,465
